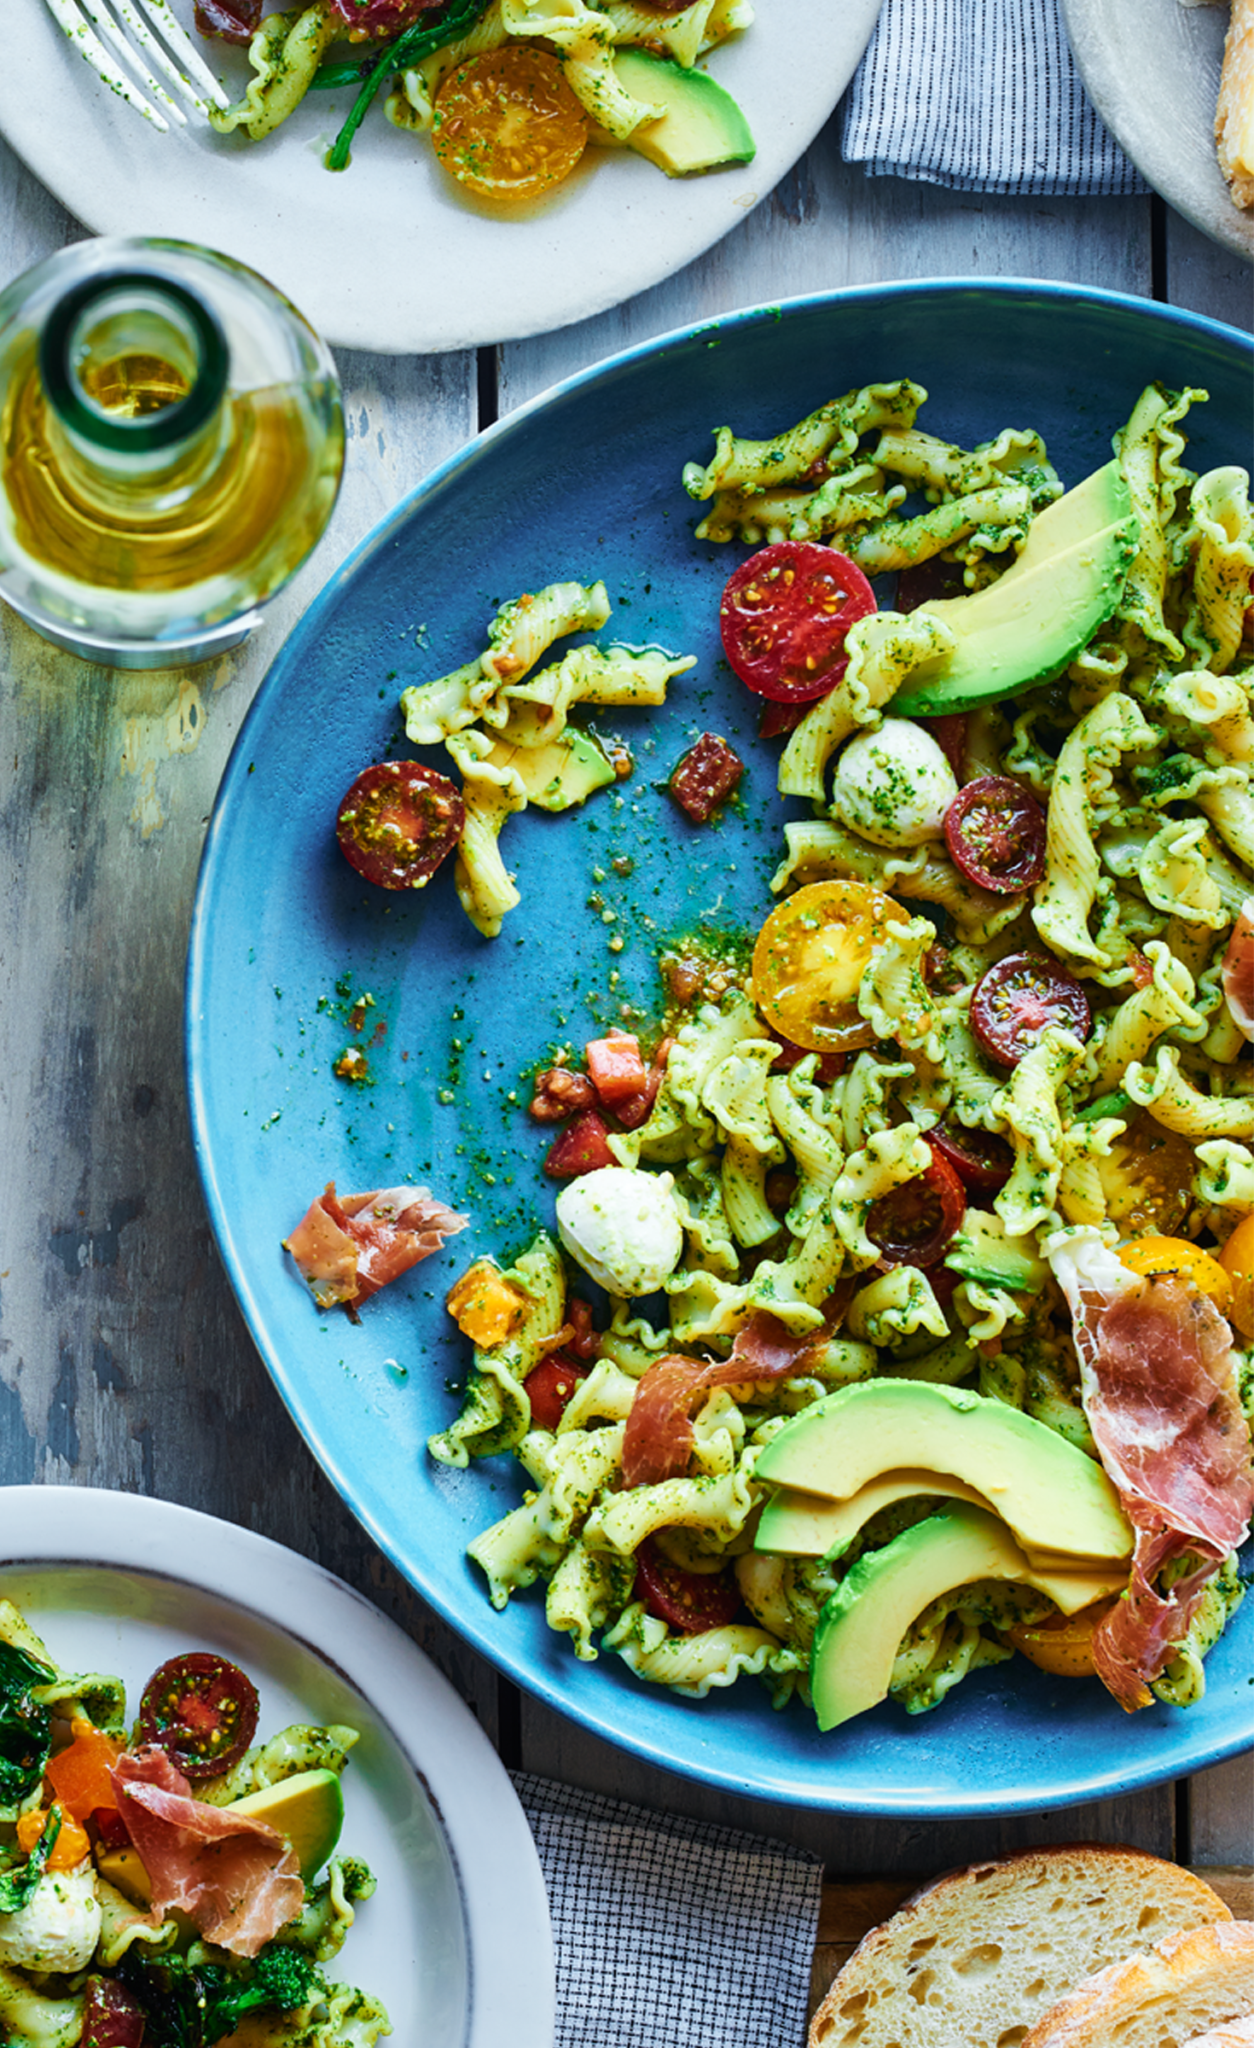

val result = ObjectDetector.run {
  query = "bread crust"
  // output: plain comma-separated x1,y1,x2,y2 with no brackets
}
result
1022,1921,1254,2047
1183,2020,1254,2048
809,1845,1232,2048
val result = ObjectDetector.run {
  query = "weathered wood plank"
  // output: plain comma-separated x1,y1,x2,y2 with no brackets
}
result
1189,1752,1254,1868
0,149,496,1726
500,115,1154,409
1166,205,1254,330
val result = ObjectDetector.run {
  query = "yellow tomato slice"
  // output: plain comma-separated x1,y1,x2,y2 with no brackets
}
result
1117,1234,1233,1315
1007,1597,1117,1679
1219,1214,1254,1339
750,879,901,1053
1094,1112,1196,1237
432,47,587,203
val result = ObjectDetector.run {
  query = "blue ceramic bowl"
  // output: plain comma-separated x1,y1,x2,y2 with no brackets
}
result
188,279,1254,1815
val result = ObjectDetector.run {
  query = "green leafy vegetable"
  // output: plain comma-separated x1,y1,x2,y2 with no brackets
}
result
117,1942,322,2048
325,0,492,170
0,1807,60,1915
0,1642,54,1808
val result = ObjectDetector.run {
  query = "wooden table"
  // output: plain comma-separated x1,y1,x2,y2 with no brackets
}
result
1,101,1251,2027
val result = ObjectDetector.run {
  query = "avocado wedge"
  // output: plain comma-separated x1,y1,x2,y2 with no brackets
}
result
755,1380,1132,1564
614,48,755,177
810,1503,1129,1731
891,459,1138,715
226,1767,344,1880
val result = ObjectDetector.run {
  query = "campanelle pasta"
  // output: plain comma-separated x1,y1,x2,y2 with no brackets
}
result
428,379,1254,1725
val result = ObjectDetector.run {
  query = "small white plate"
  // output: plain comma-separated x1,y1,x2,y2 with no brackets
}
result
1062,0,1254,263
0,0,884,353
0,1487,555,2048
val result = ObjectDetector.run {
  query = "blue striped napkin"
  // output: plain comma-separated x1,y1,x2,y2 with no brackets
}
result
844,0,1149,196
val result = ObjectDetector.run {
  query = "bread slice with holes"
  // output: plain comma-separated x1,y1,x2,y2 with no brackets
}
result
808,1846,1232,2048
1022,1920,1254,2046
1185,2021,1254,2047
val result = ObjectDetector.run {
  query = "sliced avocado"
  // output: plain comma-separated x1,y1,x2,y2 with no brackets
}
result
483,728,615,812
944,1211,1048,1293
891,460,1138,715
757,1467,993,1561
614,48,755,177
754,1380,1132,1563
226,1767,344,1880
810,1503,1128,1730
95,1845,151,1907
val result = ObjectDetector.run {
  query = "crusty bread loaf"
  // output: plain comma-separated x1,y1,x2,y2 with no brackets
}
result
1022,1920,1254,2047
809,1845,1232,2048
1184,2020,1254,2048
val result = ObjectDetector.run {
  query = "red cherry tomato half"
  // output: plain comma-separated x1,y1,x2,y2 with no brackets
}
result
543,1109,616,1179
633,1537,742,1635
136,1653,259,1781
336,761,464,892
944,776,1047,894
970,953,1092,1069
524,1352,590,1431
927,1118,1015,1197
865,1147,965,1268
719,543,877,703
81,1978,147,2048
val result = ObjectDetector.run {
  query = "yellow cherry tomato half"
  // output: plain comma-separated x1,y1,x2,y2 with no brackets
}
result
432,47,587,203
1219,1214,1254,1339
1006,1597,1118,1679
750,879,902,1053
1094,1111,1197,1238
1117,1234,1233,1316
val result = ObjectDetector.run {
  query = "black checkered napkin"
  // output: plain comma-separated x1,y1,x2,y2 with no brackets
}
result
511,1772,824,2048
843,0,1148,195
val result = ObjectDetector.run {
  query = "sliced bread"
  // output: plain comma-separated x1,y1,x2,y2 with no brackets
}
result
1184,2022,1254,2048
1021,1920,1254,2047
809,1845,1232,2048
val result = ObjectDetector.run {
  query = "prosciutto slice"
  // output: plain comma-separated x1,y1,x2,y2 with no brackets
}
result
1050,1232,1254,1711
283,1182,467,1312
1222,897,1254,1042
110,1749,305,1957
622,1310,836,1489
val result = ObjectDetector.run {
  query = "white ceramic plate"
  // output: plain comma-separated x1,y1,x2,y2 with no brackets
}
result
0,0,883,354
0,1486,555,2048
1062,0,1254,263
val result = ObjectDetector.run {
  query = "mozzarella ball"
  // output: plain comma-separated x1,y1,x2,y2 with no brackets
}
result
0,1866,100,1973
828,719,959,847
555,1167,684,1298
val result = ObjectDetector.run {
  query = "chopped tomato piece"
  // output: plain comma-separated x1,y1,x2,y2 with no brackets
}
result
136,1654,259,1782
633,1538,742,1635
193,0,260,38
668,732,744,822
45,1719,122,1824
336,761,464,892
16,1804,90,1870
720,542,876,702
944,776,1047,894
524,1352,590,1430
758,697,808,740
969,953,1091,1067
433,46,587,201
329,0,445,27
585,1033,648,1106
446,1259,529,1347
1007,1597,1117,1679
865,1147,965,1268
615,1040,672,1131
80,1975,147,2047
543,1109,615,1178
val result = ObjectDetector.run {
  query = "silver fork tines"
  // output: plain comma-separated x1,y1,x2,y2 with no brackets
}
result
46,0,230,131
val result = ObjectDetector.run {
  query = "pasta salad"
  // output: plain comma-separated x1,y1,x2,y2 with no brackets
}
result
0,1600,388,2045
426,376,1254,1732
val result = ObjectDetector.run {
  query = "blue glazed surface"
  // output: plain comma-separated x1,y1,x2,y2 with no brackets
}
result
187,281,1254,1816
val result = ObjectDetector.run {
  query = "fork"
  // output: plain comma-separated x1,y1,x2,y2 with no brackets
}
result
46,0,230,131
